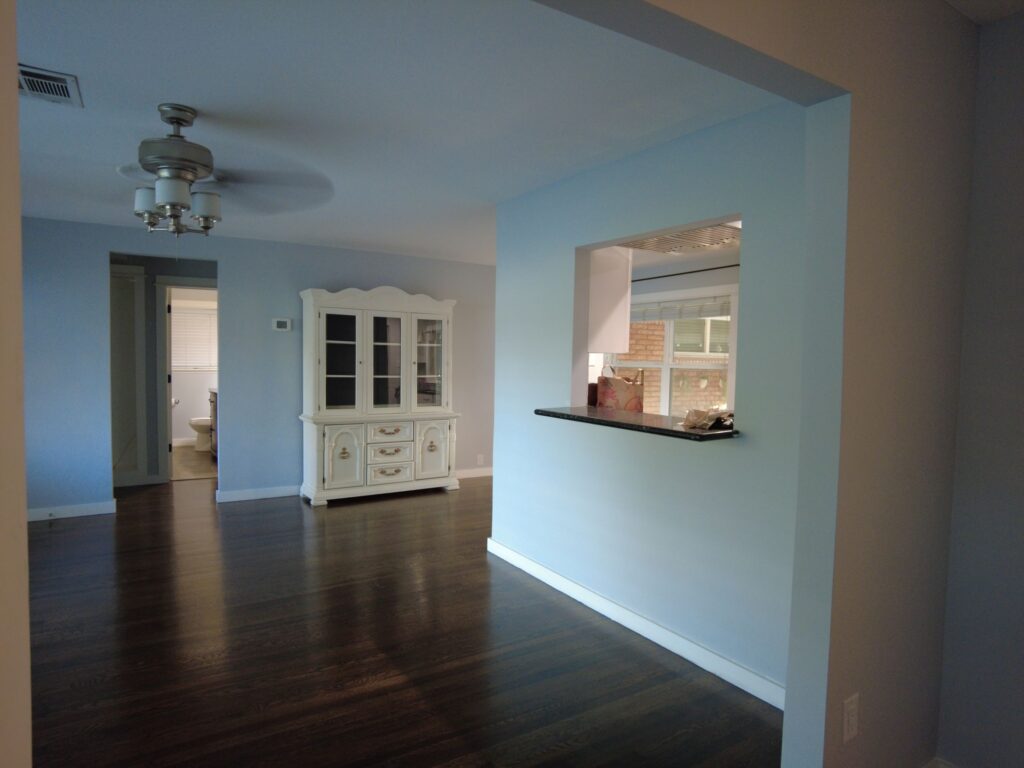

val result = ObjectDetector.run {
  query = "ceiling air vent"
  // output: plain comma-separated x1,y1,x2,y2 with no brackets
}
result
620,223,741,255
17,64,83,107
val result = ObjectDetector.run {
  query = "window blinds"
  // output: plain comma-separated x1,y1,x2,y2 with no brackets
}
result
630,294,731,322
172,308,218,369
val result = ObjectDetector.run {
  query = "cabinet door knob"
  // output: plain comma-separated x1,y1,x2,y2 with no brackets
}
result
339,448,350,460
427,441,438,453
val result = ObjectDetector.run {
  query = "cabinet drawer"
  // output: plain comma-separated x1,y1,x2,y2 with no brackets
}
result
367,442,413,464
367,421,413,443
367,462,414,485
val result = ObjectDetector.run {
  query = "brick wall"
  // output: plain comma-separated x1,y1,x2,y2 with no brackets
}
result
670,369,728,415
616,322,664,363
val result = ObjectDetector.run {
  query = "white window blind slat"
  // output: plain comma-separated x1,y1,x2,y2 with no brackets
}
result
631,295,731,322
172,308,218,369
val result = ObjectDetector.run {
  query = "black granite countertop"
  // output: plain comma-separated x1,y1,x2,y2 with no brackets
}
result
534,406,737,442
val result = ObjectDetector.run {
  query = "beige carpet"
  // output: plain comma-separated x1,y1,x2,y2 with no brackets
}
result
171,445,217,481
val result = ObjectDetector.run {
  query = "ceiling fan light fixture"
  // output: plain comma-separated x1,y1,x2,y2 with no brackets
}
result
155,177,191,210
127,104,223,237
190,191,221,231
133,186,155,215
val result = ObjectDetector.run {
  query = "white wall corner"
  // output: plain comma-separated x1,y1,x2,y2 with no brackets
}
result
28,499,116,521
215,486,300,503
456,466,492,479
486,537,786,709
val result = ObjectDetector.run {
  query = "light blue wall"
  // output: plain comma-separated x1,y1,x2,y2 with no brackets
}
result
22,218,495,509
22,230,113,509
493,101,848,699
939,13,1024,766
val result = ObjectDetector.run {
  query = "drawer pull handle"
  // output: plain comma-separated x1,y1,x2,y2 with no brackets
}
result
339,448,350,460
378,427,401,436
379,467,402,477
380,448,401,456
427,441,438,453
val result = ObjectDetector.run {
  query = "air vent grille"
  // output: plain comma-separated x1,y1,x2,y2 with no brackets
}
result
621,223,741,254
17,65,83,107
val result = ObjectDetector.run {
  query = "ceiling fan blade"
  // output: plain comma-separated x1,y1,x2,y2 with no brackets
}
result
194,167,333,214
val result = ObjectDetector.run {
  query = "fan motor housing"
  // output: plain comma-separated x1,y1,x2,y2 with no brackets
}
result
138,135,214,182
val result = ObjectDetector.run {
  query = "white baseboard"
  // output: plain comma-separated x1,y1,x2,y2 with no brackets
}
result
486,538,786,710
172,437,197,447
215,485,299,503
456,466,492,479
28,499,117,521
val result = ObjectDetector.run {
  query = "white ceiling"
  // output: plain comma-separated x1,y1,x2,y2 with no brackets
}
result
17,0,781,264
945,0,1024,22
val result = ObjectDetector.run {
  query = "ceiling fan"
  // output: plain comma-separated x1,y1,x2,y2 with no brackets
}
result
122,103,334,236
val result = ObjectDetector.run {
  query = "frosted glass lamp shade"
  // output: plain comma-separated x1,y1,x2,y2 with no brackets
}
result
133,186,156,214
155,178,191,209
190,191,221,221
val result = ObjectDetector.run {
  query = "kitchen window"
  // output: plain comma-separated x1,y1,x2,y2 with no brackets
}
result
603,290,737,417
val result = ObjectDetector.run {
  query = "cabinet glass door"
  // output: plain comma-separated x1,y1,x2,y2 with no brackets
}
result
414,316,445,409
322,310,360,410
369,313,404,410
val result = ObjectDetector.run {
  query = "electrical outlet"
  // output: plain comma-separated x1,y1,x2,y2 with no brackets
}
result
476,453,485,466
843,693,859,743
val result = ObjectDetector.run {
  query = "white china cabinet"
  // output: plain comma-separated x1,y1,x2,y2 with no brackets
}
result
299,286,458,505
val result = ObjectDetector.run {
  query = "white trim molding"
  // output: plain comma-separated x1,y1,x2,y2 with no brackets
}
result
486,538,786,710
28,499,116,521
171,437,197,447
456,466,492,479
215,485,300,503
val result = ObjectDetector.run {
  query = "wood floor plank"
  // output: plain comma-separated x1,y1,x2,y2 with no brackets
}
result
30,477,781,766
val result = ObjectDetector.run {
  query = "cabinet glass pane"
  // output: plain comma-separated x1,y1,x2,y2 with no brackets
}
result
373,344,402,377
417,318,443,345
373,316,402,344
417,376,442,406
326,313,356,342
326,377,356,408
415,345,443,377
326,343,356,375
373,377,402,407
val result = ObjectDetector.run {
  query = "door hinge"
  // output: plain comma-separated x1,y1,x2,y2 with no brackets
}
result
167,304,171,314
168,443,172,453
167,374,172,383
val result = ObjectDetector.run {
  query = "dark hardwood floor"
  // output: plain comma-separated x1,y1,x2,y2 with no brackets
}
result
29,478,781,766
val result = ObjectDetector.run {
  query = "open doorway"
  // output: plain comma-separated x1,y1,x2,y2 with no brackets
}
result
167,287,218,481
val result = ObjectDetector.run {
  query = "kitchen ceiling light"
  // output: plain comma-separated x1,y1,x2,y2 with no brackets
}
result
130,103,222,237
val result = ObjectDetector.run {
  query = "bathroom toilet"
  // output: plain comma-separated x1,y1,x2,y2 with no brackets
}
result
188,417,212,452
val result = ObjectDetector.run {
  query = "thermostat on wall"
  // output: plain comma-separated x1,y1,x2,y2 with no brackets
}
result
272,318,292,332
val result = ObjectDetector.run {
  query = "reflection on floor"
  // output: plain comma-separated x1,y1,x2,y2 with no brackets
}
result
28,478,782,766
171,444,217,481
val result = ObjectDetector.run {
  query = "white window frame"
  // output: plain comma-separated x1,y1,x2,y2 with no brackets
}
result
610,285,738,415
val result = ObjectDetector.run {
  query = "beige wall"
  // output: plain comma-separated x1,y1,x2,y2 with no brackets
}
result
646,2,977,766
0,0,33,764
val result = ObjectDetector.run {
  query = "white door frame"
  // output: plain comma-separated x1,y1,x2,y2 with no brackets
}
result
155,276,217,483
